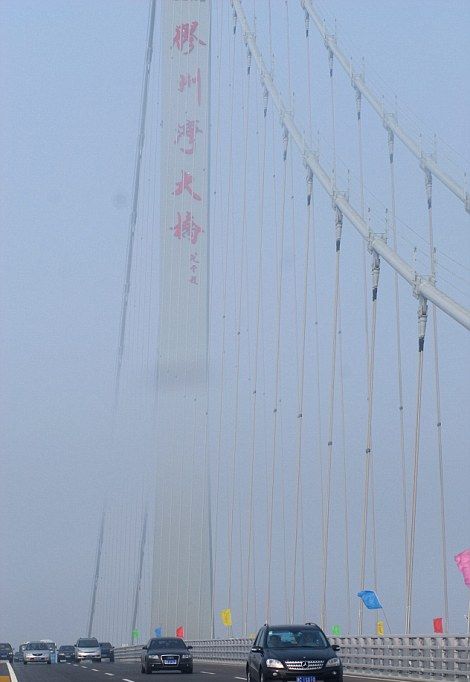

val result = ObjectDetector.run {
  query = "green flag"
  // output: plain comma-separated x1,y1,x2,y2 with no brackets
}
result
331,625,341,636
132,629,140,639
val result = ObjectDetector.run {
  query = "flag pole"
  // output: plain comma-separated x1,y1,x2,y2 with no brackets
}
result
381,608,392,634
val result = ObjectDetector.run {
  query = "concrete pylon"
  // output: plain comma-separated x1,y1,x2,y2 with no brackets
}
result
151,0,212,640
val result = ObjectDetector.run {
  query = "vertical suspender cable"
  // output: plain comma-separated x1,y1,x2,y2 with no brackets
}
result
424,170,449,630
304,13,326,599
266,124,289,623
358,247,381,634
337,298,352,633
405,297,428,634
212,20,237,628
321,208,342,631
292,169,312,621
115,0,156,404
227,56,250,628
387,129,409,629
244,98,267,634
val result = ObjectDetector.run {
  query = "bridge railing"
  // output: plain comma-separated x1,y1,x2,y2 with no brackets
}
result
115,635,470,681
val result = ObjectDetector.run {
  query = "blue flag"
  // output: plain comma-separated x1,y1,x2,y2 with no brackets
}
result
357,590,382,609
154,627,163,637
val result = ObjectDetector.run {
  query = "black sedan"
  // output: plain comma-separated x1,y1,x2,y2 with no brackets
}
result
247,623,343,682
99,642,114,662
0,643,13,663
141,637,193,674
58,645,75,662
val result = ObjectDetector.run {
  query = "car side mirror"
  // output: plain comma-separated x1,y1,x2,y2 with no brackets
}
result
142,646,147,650
251,646,263,653
186,646,193,650
332,645,340,652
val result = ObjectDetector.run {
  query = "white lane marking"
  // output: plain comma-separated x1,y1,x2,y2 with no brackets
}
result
200,673,216,675
104,673,114,676
73,664,79,666
122,678,135,682
91,669,99,672
7,662,19,682
81,665,89,668
234,678,246,680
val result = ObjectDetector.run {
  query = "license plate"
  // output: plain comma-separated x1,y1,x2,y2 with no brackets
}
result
164,659,177,665
296,677,316,682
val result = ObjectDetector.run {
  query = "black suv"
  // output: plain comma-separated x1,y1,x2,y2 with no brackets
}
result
246,624,342,682
99,643,114,662
58,645,75,662
141,637,193,674
0,643,13,663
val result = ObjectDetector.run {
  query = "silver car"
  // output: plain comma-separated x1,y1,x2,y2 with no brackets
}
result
74,638,101,662
23,642,51,664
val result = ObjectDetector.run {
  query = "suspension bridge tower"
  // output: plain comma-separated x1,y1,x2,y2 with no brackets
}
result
150,0,212,639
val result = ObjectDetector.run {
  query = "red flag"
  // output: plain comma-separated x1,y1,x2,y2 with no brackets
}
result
433,617,443,633
176,626,184,638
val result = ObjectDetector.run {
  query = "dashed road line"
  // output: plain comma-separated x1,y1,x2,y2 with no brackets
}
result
122,678,135,682
73,664,79,667
200,673,216,675
81,665,88,668
104,673,114,676
91,669,99,672
234,678,246,680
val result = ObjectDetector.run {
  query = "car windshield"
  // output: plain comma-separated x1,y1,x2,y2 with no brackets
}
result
0,644,11,650
150,638,186,650
60,646,74,651
100,643,111,648
78,640,99,647
266,628,329,648
26,643,49,650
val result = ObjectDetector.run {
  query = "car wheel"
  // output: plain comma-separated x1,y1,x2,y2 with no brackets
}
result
110,658,114,663
145,663,151,674
259,670,267,682
23,661,27,665
47,660,52,665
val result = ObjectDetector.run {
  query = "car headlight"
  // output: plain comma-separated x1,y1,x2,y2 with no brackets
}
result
326,657,341,667
182,654,192,659
266,659,284,669
148,655,160,660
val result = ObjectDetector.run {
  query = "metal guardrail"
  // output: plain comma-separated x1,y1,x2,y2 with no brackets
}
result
115,635,470,681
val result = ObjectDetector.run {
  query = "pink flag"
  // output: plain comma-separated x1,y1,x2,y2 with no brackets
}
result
455,549,470,587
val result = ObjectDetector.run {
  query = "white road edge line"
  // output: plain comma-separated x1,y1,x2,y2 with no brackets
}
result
7,662,19,682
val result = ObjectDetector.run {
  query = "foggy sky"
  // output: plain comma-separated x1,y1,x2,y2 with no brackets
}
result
1,0,469,648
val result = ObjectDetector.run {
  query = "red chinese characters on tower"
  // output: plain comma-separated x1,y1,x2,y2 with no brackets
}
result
175,120,202,155
173,171,202,201
173,212,203,246
178,68,202,106
173,21,206,55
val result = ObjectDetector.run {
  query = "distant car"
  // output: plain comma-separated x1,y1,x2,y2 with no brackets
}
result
246,623,343,681
0,643,13,663
74,638,101,663
99,642,114,662
58,645,75,662
23,642,51,664
141,637,193,674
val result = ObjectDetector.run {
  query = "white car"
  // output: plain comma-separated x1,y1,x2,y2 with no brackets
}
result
23,642,51,664
75,638,101,662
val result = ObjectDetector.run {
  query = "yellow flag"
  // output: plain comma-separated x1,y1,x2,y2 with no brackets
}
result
376,620,384,636
220,608,232,627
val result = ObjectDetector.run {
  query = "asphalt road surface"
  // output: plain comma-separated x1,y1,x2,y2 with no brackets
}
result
6,660,403,682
